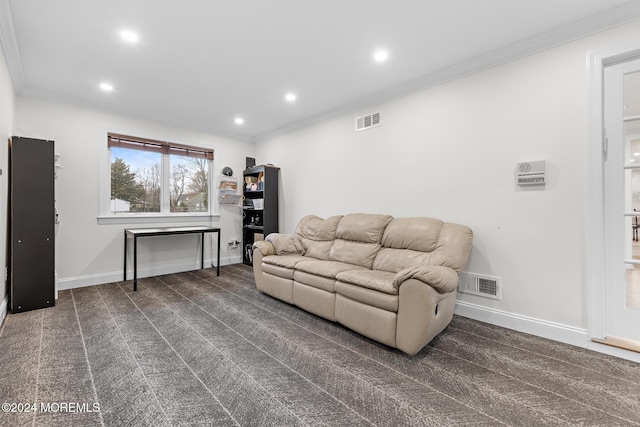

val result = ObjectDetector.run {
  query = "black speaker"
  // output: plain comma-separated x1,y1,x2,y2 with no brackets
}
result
246,157,255,168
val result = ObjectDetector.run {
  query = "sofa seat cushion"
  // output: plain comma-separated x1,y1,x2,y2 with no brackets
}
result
335,282,398,312
295,260,367,279
294,271,336,293
262,263,295,280
335,270,398,295
262,254,313,269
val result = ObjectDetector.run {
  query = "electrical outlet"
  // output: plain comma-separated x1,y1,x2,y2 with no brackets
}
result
228,240,240,249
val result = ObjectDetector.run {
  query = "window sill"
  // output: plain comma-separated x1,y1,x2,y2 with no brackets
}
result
97,214,220,225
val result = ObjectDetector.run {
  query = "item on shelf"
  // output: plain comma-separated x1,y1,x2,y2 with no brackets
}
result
257,172,264,190
243,198,264,209
245,244,253,262
245,176,257,190
252,198,264,209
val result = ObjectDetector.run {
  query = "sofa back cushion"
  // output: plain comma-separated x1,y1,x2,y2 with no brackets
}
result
373,248,432,273
329,214,393,268
295,215,342,260
380,217,443,251
429,223,474,271
373,217,472,273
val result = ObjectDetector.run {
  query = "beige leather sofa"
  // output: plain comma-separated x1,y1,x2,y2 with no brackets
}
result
252,213,473,355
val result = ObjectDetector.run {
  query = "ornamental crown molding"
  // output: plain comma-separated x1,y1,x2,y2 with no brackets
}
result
0,0,25,92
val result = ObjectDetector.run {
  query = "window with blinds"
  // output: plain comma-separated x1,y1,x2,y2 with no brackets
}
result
108,133,214,215
107,133,214,160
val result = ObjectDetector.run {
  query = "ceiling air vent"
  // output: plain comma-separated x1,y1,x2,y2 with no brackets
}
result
355,112,381,132
458,272,501,300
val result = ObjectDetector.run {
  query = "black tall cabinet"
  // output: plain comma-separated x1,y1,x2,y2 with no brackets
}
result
9,136,55,313
243,165,279,265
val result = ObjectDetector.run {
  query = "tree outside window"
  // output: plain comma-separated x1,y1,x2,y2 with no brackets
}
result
170,155,208,213
110,149,161,213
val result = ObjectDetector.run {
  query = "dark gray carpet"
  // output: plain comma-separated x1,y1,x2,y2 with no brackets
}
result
1,264,639,426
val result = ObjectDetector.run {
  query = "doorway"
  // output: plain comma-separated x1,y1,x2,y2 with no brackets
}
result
587,44,640,361
602,58,640,345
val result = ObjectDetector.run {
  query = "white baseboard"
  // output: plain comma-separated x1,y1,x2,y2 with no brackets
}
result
587,340,640,363
56,255,243,291
454,300,588,348
0,296,7,326
454,300,640,363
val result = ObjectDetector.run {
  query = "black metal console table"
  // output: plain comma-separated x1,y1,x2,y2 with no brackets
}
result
124,226,221,291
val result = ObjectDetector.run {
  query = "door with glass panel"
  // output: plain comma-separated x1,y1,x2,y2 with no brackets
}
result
603,58,640,345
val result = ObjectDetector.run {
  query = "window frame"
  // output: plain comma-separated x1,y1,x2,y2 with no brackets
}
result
98,130,219,224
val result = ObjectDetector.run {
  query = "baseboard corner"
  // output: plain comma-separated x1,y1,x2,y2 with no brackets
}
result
0,295,8,326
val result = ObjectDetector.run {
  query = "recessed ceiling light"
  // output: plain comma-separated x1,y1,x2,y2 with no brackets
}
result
285,93,297,102
100,83,113,91
235,117,244,125
373,50,389,62
634,152,640,156
120,30,139,43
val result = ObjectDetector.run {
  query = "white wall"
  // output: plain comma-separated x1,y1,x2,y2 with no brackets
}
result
0,42,15,320
14,97,252,288
256,19,640,334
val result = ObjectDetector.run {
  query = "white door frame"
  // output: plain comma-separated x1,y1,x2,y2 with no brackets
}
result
587,42,640,347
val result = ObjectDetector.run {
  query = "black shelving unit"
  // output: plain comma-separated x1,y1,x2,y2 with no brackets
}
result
9,136,56,313
243,165,279,265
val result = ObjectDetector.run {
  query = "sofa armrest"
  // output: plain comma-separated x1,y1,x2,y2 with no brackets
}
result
393,266,459,293
265,233,305,255
252,240,275,257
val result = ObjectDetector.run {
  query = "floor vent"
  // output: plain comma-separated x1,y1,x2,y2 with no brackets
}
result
355,112,381,131
458,272,501,300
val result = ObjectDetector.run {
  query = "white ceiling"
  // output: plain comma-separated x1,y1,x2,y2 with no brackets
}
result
2,0,640,142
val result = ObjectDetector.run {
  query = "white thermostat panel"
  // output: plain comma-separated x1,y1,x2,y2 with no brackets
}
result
516,160,545,186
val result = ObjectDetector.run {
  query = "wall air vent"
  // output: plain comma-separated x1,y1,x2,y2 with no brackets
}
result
458,272,501,300
355,112,381,131
516,160,545,186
